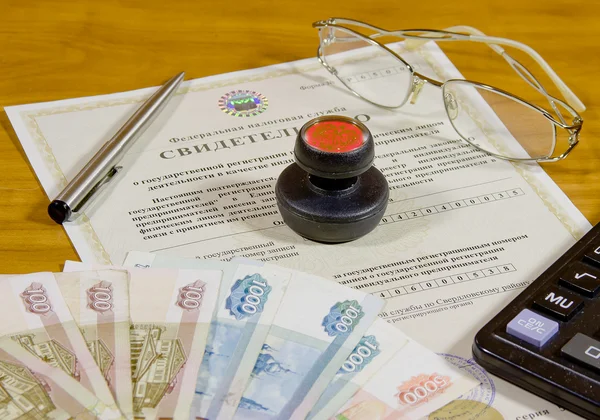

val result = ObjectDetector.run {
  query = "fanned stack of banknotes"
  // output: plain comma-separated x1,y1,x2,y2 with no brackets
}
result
0,251,479,419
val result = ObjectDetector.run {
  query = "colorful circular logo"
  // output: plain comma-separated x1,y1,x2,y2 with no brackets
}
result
218,90,268,117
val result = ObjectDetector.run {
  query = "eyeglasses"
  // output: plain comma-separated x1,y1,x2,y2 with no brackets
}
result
312,18,584,162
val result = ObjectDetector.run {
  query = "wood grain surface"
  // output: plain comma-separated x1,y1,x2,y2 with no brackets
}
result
1,0,598,273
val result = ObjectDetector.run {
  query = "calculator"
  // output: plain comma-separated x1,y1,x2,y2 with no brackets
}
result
473,222,600,420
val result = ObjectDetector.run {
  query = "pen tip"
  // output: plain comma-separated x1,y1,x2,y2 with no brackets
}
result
164,72,185,89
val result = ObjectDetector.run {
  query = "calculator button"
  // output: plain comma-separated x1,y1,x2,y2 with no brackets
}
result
533,286,584,321
561,333,600,372
559,261,600,297
583,244,600,268
506,309,559,347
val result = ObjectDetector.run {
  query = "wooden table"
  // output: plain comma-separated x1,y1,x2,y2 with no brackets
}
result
1,0,598,273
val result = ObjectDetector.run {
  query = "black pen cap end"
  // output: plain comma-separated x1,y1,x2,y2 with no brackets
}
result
48,200,72,225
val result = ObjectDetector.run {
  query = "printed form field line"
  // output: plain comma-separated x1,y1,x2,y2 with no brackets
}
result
386,176,513,204
380,283,527,320
373,263,517,299
149,225,282,253
381,188,525,224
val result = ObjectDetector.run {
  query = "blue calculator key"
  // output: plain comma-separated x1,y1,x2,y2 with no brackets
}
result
506,309,559,347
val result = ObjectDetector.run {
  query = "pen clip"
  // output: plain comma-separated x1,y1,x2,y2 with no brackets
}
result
48,166,123,224
71,166,122,216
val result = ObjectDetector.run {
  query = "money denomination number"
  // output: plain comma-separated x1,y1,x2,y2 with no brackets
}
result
341,341,378,372
179,285,205,310
22,289,51,314
241,278,268,315
399,375,449,405
335,304,361,333
88,286,113,312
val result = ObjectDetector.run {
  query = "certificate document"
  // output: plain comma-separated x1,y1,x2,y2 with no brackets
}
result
7,41,590,419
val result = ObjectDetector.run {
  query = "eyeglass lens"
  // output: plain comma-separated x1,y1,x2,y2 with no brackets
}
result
443,81,556,160
319,27,412,107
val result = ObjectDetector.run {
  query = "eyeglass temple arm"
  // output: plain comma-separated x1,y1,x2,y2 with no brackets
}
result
400,25,585,113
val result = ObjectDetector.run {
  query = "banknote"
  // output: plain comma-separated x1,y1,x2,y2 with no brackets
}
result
65,262,222,420
332,339,479,420
307,318,410,420
0,338,123,419
56,269,134,419
232,268,384,420
0,273,119,412
123,251,291,420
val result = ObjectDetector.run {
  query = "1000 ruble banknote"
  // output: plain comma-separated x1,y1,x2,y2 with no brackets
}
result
233,268,384,420
307,318,410,420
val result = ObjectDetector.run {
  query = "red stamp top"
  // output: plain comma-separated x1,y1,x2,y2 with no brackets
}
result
304,120,364,153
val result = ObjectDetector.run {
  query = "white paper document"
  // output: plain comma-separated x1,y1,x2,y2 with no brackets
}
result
6,40,591,419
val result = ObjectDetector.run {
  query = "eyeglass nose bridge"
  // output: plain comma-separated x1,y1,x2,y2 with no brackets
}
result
407,73,445,105
567,117,583,146
409,76,426,104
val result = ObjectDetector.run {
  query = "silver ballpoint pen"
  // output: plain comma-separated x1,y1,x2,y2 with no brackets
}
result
48,71,185,224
